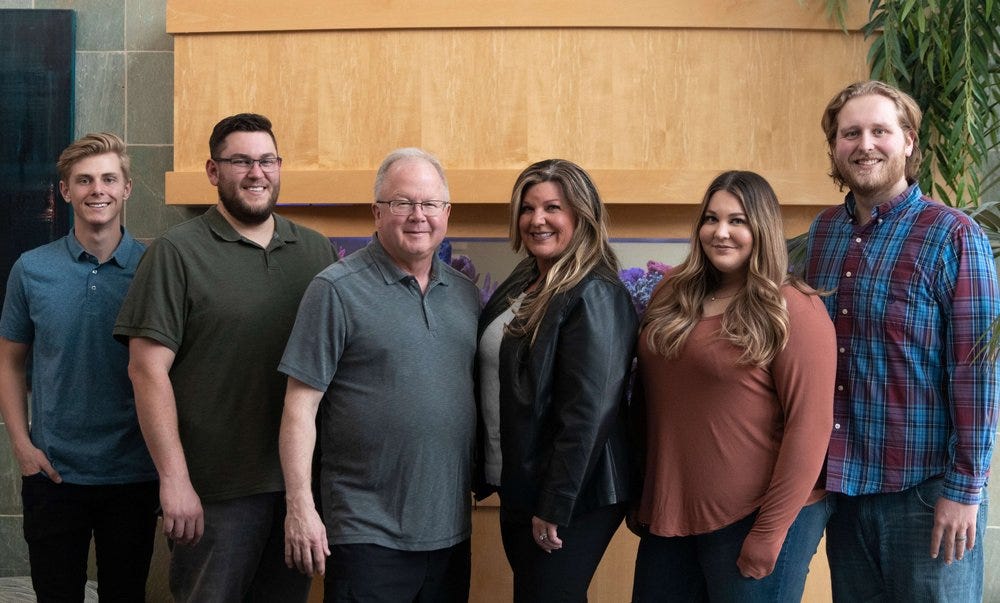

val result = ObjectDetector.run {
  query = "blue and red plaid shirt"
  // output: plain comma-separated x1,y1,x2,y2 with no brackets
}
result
805,184,999,505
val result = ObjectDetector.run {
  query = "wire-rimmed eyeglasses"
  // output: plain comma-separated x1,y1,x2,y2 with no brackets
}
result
375,199,450,216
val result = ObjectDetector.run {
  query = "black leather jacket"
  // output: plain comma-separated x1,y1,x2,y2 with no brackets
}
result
475,257,638,525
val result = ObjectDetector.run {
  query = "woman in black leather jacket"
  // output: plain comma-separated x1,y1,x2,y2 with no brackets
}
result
475,159,638,601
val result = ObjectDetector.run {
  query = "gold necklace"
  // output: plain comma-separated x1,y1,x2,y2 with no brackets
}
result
709,291,738,302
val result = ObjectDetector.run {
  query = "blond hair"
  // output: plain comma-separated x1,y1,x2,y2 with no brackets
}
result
57,132,130,182
506,159,620,344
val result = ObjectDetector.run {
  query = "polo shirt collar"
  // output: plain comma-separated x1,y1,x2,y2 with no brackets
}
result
842,182,920,224
367,234,446,287
203,205,299,245
65,226,140,268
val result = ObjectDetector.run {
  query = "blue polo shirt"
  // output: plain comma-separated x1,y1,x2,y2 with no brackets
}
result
0,229,156,485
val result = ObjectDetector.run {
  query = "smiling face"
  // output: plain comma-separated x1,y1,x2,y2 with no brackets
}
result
60,152,130,233
698,190,753,283
518,181,577,275
206,130,280,226
832,93,915,209
373,157,450,271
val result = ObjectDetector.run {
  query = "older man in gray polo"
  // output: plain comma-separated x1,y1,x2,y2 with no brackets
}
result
278,148,480,602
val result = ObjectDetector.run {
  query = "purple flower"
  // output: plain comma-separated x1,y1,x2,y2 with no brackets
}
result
647,260,669,274
619,263,669,317
450,254,479,283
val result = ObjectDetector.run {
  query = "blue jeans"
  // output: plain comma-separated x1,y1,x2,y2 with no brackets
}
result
632,496,832,603
826,476,987,602
169,491,311,603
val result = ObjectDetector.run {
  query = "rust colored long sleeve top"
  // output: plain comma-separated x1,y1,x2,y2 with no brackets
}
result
636,285,836,576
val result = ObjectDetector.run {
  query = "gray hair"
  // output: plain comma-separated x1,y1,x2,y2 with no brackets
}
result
373,148,449,201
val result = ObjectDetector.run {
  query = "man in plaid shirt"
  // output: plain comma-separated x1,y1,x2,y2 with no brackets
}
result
805,80,999,602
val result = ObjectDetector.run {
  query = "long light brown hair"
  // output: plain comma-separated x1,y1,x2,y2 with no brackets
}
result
506,159,620,344
642,170,810,366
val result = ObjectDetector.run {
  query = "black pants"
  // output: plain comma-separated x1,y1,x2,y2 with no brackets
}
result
324,539,471,602
21,475,159,603
500,503,625,603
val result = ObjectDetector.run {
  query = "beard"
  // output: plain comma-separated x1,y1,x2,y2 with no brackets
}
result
833,150,908,200
217,182,279,226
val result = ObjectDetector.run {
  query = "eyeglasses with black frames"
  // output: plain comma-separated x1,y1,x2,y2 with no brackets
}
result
375,199,450,217
212,156,282,173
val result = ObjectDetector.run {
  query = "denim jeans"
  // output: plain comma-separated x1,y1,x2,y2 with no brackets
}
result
169,491,311,603
826,476,987,602
632,496,833,603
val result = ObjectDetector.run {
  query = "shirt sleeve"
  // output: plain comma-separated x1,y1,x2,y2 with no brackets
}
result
937,222,1000,504
278,275,346,393
741,289,836,576
112,238,188,351
0,258,33,343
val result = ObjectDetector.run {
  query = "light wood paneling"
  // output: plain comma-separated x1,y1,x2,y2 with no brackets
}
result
276,201,827,240
167,168,844,206
169,27,868,225
167,0,870,34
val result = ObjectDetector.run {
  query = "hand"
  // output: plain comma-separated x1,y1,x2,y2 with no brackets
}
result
284,498,330,575
736,531,779,579
531,516,562,553
930,498,978,564
160,476,204,546
13,443,61,483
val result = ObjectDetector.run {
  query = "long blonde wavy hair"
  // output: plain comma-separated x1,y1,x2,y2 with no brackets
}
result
642,170,810,366
506,159,620,344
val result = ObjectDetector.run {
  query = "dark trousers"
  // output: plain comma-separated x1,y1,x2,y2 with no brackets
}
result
500,503,625,603
324,539,471,603
168,492,311,603
21,475,159,603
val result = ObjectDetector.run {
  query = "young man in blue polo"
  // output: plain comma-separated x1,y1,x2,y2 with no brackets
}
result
0,133,159,601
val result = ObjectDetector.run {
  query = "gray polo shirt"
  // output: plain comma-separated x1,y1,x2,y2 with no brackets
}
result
279,236,480,551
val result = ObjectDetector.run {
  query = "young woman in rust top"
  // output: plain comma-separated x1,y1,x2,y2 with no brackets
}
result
631,171,836,602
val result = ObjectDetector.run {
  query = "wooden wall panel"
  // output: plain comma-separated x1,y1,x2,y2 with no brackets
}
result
169,27,868,219
276,200,824,239
167,0,870,34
